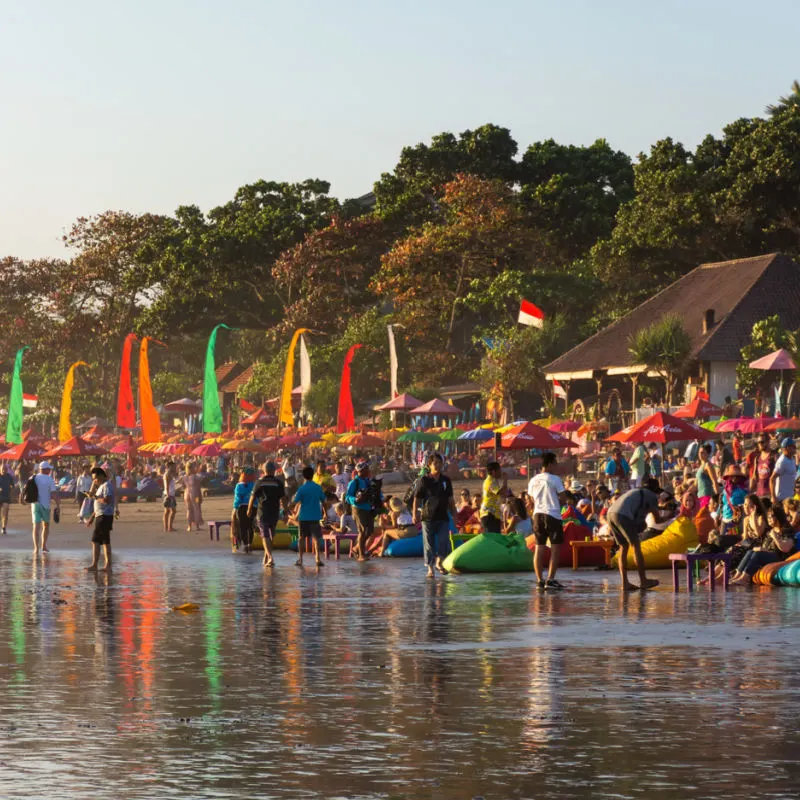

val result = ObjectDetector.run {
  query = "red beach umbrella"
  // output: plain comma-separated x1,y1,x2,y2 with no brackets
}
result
672,396,724,419
607,412,708,444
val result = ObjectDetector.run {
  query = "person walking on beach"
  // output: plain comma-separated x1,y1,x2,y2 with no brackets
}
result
293,466,326,567
75,463,93,508
183,462,202,532
413,452,455,578
770,437,797,506
606,479,662,591
30,461,60,554
528,452,567,590
248,461,286,567
332,461,349,501
163,462,177,532
86,466,115,572
480,462,506,533
346,461,380,560
0,466,14,534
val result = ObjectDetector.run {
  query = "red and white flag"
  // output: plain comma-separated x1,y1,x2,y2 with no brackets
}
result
552,380,567,400
22,393,38,409
518,299,544,328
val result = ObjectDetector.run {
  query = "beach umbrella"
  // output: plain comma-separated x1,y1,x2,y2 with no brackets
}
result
412,398,461,416
241,407,272,426
155,442,193,456
43,436,106,458
577,420,610,437
766,417,800,432
672,396,724,419
82,424,110,440
437,429,462,441
497,422,578,450
397,430,441,443
738,417,779,434
715,418,748,433
378,393,423,411
701,419,727,431
191,443,222,457
458,427,494,442
749,349,797,371
138,442,161,453
339,433,386,448
222,439,265,453
606,412,708,444
163,397,202,413
0,440,45,460
549,420,580,433
109,437,140,455
202,437,228,445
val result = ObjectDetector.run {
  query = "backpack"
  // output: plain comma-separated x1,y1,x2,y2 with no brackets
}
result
403,476,423,507
22,476,38,505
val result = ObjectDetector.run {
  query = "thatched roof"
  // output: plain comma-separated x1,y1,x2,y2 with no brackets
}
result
545,253,800,379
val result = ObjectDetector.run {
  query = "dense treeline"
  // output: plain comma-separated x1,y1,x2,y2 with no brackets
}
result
4,84,800,424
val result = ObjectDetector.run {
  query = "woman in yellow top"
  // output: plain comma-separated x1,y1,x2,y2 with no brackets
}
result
480,462,506,533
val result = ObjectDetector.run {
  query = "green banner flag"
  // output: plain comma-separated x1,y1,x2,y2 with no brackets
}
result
6,346,29,445
203,324,235,433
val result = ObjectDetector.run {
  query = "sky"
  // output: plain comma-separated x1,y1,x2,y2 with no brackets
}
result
2,0,799,259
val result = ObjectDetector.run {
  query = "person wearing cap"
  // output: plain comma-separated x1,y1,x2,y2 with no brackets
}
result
720,464,748,534
771,438,797,505
86,466,116,571
248,461,287,567
31,461,60,554
346,461,381,560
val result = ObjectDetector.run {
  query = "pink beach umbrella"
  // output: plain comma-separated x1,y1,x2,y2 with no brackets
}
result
549,420,581,433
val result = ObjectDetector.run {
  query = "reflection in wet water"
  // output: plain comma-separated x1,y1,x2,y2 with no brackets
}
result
1,551,799,799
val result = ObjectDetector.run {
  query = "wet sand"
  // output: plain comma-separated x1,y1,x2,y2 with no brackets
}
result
1,549,799,799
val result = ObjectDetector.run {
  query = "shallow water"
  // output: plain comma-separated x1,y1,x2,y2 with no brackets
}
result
1,551,799,799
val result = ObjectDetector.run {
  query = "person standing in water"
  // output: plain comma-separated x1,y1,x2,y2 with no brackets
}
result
528,452,567,590
86,466,116,572
248,461,286,567
413,452,456,578
606,479,662,591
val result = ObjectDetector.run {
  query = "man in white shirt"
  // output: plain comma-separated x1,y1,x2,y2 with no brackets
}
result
771,437,797,504
31,461,61,554
332,462,349,501
528,452,567,590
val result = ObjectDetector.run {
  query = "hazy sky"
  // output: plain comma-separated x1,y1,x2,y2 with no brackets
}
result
2,0,799,258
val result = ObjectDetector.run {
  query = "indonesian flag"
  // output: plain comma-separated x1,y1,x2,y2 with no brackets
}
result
518,299,544,328
22,393,38,408
239,398,257,412
552,380,567,400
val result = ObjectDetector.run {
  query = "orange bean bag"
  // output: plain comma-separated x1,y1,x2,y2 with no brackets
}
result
753,560,785,586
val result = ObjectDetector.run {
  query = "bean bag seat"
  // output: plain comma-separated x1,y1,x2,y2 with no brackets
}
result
612,516,699,570
774,552,800,585
384,534,424,557
442,532,533,573
753,560,785,586
524,521,605,567
451,532,479,549
251,530,294,551
694,507,716,545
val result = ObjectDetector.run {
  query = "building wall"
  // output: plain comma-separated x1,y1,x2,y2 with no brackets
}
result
708,361,738,406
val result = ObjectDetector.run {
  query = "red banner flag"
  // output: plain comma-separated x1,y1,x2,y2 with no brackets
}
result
336,344,362,433
139,337,165,443
117,333,138,428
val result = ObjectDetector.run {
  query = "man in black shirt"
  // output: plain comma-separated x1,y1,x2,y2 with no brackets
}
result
248,462,286,567
413,453,456,578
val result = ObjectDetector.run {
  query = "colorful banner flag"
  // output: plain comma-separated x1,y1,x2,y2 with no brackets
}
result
518,299,545,328
59,361,89,442
117,333,138,428
299,334,311,417
388,324,398,398
139,337,163,443
280,328,310,427
202,324,234,433
6,346,28,445
336,344,362,433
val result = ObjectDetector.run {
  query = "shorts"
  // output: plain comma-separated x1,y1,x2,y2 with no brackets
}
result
32,503,51,524
92,514,114,546
299,520,323,541
163,496,177,510
533,513,564,545
607,511,640,546
258,515,280,541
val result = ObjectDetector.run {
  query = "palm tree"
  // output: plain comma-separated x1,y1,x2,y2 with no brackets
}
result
628,314,692,407
767,80,800,116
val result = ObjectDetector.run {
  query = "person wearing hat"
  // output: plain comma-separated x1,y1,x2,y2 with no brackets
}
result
720,464,748,534
86,466,116,571
771,438,797,505
345,461,381,560
31,461,60,555
248,461,287,567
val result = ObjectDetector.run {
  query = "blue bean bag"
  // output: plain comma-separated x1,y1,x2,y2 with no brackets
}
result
384,534,424,557
776,556,800,586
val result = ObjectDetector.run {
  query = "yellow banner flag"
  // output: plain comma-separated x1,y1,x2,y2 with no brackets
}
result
59,361,89,442
279,329,310,427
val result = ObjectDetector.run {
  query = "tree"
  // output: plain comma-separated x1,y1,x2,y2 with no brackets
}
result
471,316,567,421
767,80,800,116
737,315,798,396
628,314,692,406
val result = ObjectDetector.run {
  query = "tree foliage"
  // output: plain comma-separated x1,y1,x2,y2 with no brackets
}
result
628,314,692,405
737,315,798,396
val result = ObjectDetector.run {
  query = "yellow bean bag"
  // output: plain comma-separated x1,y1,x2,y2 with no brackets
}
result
251,526,295,551
612,516,699,570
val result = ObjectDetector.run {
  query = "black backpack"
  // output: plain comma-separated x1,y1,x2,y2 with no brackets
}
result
22,476,38,505
403,476,422,507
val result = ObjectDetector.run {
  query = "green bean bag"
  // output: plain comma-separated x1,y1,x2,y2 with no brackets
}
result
442,532,533,573
612,515,699,570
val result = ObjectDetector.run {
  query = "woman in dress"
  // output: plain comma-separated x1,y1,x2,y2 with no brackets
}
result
695,445,718,509
183,462,202,532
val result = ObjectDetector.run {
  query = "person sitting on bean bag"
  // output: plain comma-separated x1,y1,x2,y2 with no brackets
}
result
730,504,797,584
